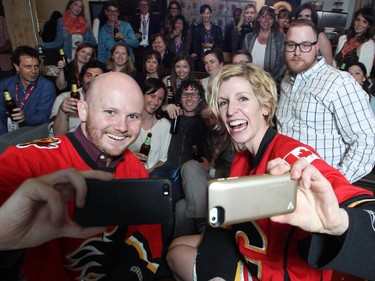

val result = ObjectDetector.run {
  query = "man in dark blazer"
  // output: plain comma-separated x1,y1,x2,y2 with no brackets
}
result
131,0,161,68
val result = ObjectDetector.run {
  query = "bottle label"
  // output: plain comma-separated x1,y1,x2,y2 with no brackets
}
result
4,90,11,101
7,117,19,132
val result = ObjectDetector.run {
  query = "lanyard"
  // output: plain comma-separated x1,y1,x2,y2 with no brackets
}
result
75,72,81,88
15,83,35,109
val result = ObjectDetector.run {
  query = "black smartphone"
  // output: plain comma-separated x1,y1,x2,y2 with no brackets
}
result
74,178,173,227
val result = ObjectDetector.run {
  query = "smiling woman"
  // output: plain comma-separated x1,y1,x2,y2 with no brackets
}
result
128,78,171,173
334,6,375,74
42,0,97,60
106,42,136,78
210,64,276,157
55,42,95,92
242,5,287,84
166,62,375,281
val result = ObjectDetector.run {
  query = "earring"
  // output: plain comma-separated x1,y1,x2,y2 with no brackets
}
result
263,112,269,117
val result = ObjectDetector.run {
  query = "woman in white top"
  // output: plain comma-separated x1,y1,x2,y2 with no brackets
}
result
128,78,172,173
334,6,375,74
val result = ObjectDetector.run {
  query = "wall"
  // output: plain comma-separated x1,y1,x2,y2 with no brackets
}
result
300,0,362,29
3,0,40,48
6,0,367,50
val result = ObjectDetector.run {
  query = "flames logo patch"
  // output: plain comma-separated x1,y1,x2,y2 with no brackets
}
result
16,137,61,149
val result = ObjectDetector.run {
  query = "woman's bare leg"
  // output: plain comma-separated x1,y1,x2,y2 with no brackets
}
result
166,234,203,281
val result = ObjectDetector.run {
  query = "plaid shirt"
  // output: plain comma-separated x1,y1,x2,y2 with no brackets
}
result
0,16,13,71
277,58,375,183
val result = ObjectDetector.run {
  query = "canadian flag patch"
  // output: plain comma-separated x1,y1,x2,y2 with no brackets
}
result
283,147,320,165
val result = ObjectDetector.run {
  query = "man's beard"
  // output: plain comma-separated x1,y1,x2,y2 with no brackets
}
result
286,57,315,74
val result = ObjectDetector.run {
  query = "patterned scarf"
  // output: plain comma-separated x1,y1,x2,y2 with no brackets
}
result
63,10,88,35
341,37,361,59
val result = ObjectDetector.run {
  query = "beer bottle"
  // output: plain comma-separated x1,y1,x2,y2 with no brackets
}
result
139,133,152,160
38,45,46,73
70,83,80,100
191,145,203,162
3,88,19,132
3,89,17,121
170,105,180,135
59,48,68,71
114,21,120,42
166,77,174,104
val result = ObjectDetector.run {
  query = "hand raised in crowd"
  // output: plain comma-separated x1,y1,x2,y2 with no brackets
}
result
0,169,113,251
57,59,70,70
172,26,182,37
165,103,183,119
114,32,126,42
59,97,79,114
267,158,349,236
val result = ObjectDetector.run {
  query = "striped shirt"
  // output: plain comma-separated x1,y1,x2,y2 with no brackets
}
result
277,58,375,183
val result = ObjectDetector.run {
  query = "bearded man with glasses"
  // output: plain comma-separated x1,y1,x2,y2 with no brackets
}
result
276,19,375,184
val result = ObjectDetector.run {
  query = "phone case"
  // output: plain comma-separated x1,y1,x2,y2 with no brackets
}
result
208,173,297,227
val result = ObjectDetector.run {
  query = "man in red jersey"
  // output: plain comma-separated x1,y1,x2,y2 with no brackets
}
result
0,72,163,280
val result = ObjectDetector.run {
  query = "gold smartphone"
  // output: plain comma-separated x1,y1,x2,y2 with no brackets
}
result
208,173,297,227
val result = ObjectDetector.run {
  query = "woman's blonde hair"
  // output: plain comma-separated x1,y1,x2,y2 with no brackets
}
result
210,63,277,126
237,3,257,34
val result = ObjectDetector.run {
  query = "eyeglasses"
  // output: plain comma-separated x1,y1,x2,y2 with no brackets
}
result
284,41,318,53
139,3,149,6
181,91,199,98
170,6,179,10
107,9,119,13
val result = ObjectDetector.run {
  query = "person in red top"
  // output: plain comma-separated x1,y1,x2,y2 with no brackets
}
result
166,63,375,281
0,168,113,251
0,72,163,280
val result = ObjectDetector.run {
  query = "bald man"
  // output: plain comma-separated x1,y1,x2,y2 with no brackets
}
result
0,72,163,280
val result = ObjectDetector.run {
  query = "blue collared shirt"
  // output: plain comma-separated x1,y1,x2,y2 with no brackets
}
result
0,74,56,135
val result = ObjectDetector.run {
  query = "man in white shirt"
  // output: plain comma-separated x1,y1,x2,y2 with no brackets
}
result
276,19,375,183
49,60,107,136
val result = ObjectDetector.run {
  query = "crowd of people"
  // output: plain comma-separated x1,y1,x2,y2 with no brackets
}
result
1,0,375,280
